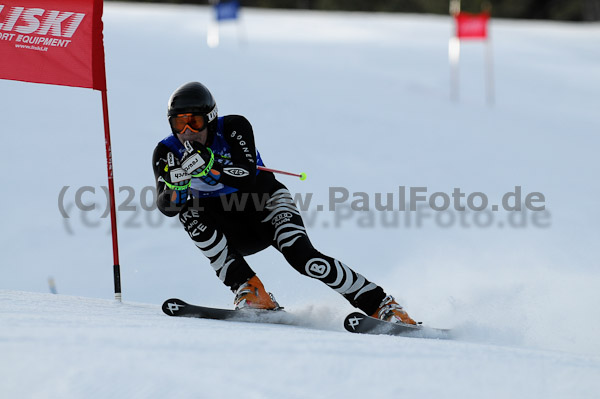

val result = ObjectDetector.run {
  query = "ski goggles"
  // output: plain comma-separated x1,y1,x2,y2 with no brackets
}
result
169,113,207,134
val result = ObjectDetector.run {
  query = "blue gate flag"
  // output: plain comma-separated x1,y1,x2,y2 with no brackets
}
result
215,1,240,21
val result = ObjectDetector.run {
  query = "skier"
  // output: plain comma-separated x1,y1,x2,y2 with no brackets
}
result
152,82,416,325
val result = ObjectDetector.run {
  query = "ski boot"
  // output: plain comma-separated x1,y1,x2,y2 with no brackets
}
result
234,275,281,311
372,295,417,325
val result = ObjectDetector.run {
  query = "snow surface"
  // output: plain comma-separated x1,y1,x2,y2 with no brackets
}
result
2,290,599,398
1,3,600,398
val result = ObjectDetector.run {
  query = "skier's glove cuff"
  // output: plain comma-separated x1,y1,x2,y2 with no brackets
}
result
164,179,191,191
168,186,189,205
198,167,221,186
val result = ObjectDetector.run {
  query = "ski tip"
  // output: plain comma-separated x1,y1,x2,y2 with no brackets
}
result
344,312,367,332
162,298,189,316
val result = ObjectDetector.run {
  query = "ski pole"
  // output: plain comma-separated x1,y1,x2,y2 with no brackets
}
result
257,166,307,181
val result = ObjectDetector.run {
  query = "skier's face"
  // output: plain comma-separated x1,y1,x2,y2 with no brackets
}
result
177,125,208,145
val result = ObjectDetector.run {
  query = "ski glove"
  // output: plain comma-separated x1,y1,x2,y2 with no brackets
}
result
181,141,221,186
161,152,191,205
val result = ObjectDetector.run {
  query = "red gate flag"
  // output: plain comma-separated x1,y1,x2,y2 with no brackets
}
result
0,0,121,300
0,0,106,90
455,12,490,40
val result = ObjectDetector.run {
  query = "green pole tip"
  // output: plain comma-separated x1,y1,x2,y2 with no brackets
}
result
299,172,307,181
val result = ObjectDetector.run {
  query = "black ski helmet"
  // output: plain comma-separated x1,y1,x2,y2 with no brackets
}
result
167,82,218,139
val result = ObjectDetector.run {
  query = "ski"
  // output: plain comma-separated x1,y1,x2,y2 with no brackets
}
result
163,299,451,339
161,298,294,325
344,312,452,339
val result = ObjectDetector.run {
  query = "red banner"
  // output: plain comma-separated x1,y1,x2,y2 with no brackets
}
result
455,12,490,40
0,0,106,90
